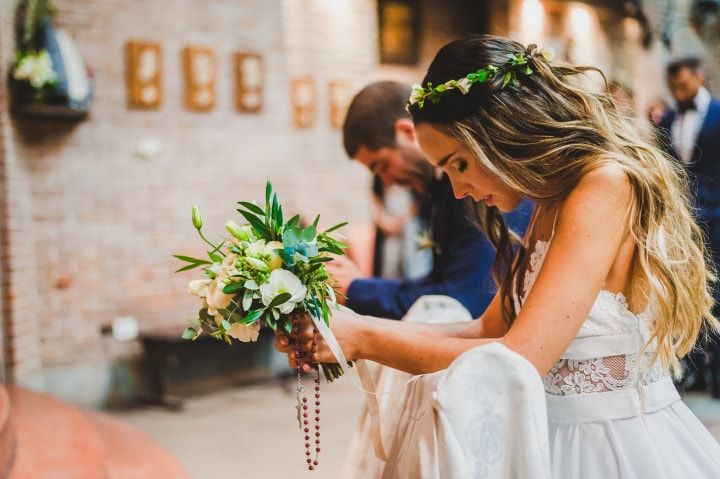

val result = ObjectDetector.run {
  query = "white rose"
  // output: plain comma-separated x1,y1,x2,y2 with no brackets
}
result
228,322,260,342
260,269,306,315
409,84,425,105
246,240,267,257
456,77,472,95
188,279,212,297
264,241,284,270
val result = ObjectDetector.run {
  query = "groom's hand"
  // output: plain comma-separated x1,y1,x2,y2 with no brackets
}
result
325,255,363,302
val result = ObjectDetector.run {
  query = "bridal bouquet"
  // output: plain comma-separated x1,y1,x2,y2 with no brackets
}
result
175,181,349,382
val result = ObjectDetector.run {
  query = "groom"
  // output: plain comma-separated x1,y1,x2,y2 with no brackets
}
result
659,57,720,397
330,81,531,319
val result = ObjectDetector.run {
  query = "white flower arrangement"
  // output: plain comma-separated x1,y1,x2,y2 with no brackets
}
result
13,49,57,90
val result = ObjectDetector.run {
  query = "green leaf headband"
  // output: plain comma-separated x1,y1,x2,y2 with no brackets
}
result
407,47,554,109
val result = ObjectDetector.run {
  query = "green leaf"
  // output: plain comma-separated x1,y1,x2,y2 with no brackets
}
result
282,320,293,334
502,72,512,88
223,282,245,294
238,210,272,240
221,319,231,331
208,251,222,263
309,256,333,263
174,254,211,265
237,201,266,216
286,214,301,229
243,290,253,310
267,292,292,309
265,181,272,213
182,328,197,340
323,222,348,234
175,263,204,273
302,224,316,242
244,309,263,324
275,204,283,231
283,226,301,247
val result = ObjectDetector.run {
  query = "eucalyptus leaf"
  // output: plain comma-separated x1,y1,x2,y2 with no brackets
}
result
222,319,231,331
182,328,197,340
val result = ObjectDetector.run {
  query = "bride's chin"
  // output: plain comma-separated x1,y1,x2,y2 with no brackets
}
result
497,196,522,213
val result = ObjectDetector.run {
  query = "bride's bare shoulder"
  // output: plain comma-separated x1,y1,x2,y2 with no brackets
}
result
564,163,631,214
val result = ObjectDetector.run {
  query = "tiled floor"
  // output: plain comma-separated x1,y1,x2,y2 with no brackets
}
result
116,379,364,479
116,381,720,479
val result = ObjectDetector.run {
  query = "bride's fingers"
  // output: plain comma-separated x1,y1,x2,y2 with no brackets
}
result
274,332,291,353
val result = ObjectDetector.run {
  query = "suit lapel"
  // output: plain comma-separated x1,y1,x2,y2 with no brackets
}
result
692,100,720,164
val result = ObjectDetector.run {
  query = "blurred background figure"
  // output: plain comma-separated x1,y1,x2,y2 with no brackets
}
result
659,56,720,398
370,175,433,281
609,79,635,117
647,97,668,126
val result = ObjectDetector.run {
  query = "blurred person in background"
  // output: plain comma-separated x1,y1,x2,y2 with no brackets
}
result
660,56,720,397
332,80,532,319
647,97,668,126
608,79,635,117
370,175,433,281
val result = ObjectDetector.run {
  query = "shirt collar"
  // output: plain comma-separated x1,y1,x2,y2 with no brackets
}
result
694,86,711,115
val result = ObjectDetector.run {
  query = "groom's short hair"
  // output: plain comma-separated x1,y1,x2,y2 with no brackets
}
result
666,56,703,76
342,81,412,158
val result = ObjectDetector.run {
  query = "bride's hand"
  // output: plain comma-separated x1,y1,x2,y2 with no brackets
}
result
274,308,362,372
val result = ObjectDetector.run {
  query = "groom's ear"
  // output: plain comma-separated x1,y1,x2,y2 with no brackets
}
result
394,118,417,143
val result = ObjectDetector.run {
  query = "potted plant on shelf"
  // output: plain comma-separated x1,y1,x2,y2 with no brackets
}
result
9,0,93,119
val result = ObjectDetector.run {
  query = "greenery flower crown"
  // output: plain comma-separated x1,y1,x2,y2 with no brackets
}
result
407,47,554,109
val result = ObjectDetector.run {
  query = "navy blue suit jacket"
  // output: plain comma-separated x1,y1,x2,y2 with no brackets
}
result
659,97,720,221
346,175,532,319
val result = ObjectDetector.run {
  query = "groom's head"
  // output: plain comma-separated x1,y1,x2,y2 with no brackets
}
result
343,81,436,193
666,56,705,107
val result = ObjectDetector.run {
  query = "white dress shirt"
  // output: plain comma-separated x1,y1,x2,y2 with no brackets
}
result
672,86,711,164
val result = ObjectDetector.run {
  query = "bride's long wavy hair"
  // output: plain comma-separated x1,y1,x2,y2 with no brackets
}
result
409,35,718,373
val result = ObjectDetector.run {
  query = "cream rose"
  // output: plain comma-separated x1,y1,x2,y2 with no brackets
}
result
228,322,261,342
188,279,211,297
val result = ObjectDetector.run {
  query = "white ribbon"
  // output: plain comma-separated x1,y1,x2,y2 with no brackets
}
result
309,311,389,461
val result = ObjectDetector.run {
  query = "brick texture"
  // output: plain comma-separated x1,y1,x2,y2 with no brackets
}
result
0,0,377,384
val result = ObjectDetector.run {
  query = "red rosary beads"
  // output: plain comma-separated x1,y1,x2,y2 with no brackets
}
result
293,318,321,471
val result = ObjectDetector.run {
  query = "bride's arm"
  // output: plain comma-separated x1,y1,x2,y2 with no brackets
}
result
291,166,631,376
353,290,508,339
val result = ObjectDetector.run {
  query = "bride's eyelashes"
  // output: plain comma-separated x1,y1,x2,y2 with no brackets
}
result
455,159,468,173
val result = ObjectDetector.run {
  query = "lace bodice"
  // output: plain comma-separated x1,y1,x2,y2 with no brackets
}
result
518,240,669,397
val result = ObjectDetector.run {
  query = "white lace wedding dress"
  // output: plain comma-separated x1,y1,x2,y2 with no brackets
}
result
520,238,720,478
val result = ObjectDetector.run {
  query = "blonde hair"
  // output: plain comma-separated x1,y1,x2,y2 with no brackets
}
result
409,35,718,373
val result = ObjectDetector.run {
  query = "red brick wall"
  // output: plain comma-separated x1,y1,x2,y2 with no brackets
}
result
0,0,377,385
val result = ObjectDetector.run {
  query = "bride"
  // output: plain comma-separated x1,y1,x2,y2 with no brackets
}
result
277,35,720,477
